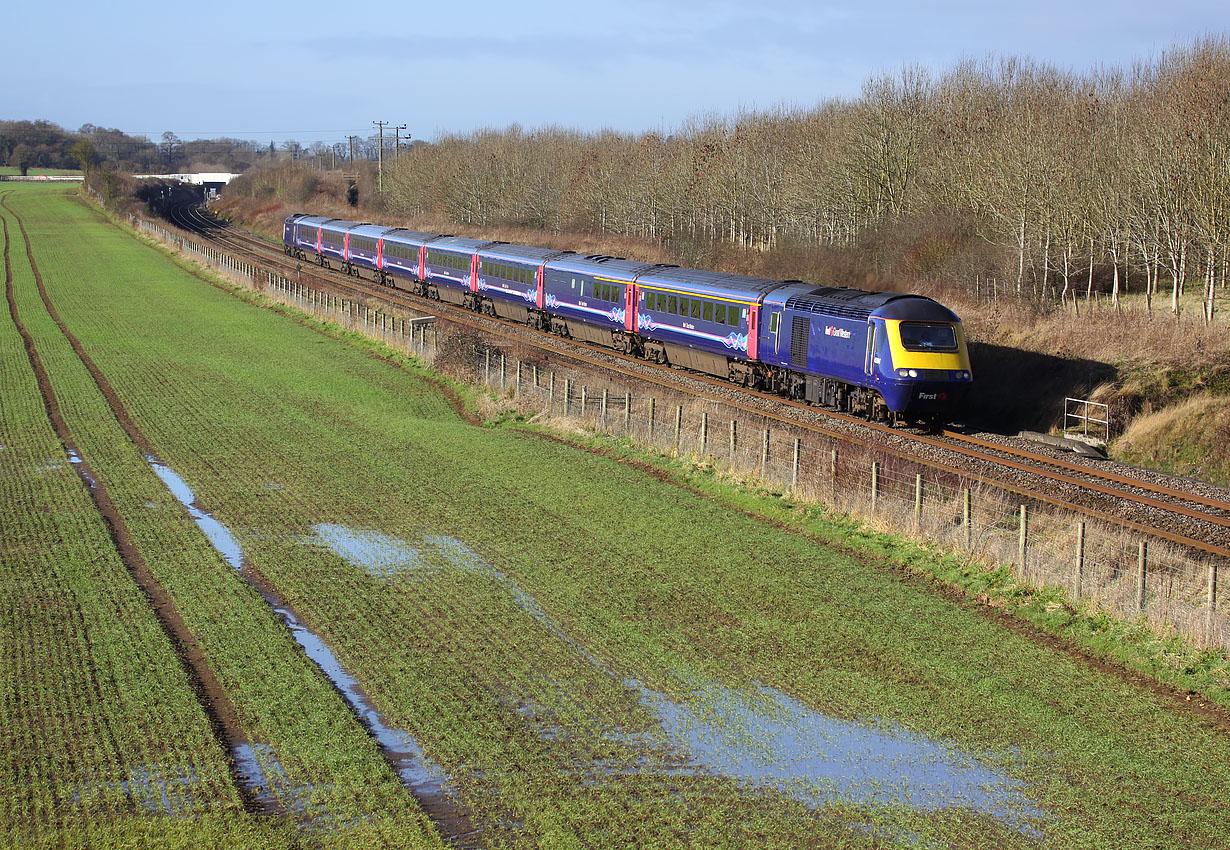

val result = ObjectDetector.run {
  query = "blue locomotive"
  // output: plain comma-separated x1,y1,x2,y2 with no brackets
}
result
284,214,972,422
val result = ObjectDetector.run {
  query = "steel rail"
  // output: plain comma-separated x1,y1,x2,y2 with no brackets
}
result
168,205,1230,559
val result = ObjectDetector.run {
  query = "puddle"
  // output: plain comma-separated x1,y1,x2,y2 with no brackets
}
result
70,765,202,815
314,524,428,577
631,679,1045,838
147,461,466,839
317,527,618,679
326,526,1045,838
148,459,243,570
270,595,452,795
66,448,98,490
234,743,343,831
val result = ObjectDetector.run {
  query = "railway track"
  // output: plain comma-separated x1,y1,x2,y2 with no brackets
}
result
165,203,1230,559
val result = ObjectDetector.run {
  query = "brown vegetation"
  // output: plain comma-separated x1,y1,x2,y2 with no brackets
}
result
216,37,1230,479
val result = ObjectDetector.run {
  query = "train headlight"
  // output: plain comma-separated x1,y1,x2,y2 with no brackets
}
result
897,369,908,378
908,369,918,378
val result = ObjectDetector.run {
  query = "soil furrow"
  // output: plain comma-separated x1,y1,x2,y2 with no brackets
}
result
7,195,476,846
0,195,265,816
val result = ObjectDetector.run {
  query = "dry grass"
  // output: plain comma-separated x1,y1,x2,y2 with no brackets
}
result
1115,394,1230,484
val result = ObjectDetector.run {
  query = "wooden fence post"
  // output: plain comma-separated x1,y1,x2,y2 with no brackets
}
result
624,392,631,432
1208,561,1218,642
564,378,572,415
870,462,880,515
484,348,491,385
1018,505,1028,574
1137,541,1148,612
581,386,588,418
962,487,972,549
729,419,737,465
515,360,522,396
601,389,609,429
792,438,801,489
914,473,923,530
830,448,838,504
760,428,770,476
700,412,708,455
674,405,683,453
1075,521,1086,599
648,397,656,442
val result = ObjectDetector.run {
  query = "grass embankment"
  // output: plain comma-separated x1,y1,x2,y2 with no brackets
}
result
1,184,445,849
36,181,1230,847
217,190,1230,485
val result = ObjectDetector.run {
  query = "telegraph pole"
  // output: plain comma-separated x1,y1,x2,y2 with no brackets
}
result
373,120,388,193
348,135,357,163
393,124,407,159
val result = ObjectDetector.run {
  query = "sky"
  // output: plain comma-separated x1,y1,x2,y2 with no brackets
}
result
4,0,1229,148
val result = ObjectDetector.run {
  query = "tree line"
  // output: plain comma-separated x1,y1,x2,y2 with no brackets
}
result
0,120,296,176
383,37,1230,317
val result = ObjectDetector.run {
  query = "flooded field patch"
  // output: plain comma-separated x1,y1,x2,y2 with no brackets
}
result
314,523,1045,837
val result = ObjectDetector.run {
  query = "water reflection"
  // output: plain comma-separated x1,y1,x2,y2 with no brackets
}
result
317,525,1045,836
148,463,456,814
148,459,242,570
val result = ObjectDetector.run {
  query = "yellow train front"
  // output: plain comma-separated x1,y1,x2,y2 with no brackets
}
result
758,286,972,423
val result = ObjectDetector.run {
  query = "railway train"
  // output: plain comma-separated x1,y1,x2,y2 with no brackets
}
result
283,213,972,423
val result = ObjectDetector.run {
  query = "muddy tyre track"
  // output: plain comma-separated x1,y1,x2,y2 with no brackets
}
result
7,195,479,848
0,195,266,816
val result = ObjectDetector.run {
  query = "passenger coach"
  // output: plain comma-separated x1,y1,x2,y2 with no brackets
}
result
283,213,972,423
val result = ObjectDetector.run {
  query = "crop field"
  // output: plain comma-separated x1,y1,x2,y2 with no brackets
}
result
2,182,1230,848
0,167,82,177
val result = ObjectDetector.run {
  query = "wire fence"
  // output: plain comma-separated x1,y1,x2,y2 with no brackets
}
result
132,211,1229,654
462,344,1228,654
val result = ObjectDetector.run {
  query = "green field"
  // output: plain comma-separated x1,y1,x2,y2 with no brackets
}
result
2,181,1230,848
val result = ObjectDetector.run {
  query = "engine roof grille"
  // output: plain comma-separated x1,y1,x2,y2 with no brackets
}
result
784,287,912,321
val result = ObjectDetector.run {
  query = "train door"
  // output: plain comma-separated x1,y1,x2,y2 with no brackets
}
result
768,310,782,357
865,319,877,376
747,305,759,359
624,284,636,331
865,318,887,380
